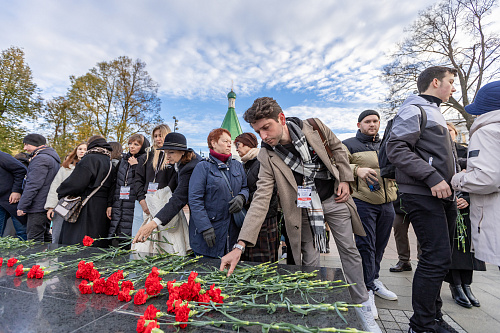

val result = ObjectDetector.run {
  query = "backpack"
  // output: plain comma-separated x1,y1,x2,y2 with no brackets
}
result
378,105,427,179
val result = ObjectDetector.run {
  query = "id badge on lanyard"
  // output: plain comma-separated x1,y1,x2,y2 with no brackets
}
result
120,186,131,200
297,186,312,208
148,182,159,193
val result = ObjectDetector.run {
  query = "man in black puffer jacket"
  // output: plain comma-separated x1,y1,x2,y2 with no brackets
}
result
109,135,150,243
17,134,60,242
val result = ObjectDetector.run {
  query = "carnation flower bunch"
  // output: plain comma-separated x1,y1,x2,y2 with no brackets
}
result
13,263,47,279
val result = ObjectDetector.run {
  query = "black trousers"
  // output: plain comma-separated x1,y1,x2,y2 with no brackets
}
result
27,212,52,243
401,193,456,333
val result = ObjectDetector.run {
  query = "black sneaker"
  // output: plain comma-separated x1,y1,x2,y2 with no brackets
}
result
435,318,459,333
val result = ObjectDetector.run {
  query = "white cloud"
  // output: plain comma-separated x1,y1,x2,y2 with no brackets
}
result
1,0,438,103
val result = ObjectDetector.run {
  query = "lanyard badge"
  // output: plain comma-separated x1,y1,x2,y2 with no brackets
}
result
297,186,312,208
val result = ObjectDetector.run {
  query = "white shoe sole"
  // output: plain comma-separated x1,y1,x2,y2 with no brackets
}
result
374,290,398,301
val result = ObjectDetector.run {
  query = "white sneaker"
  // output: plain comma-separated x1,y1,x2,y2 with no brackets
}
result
356,300,382,333
373,279,398,301
368,289,378,319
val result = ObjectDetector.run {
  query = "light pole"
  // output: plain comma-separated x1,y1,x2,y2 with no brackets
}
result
172,116,179,133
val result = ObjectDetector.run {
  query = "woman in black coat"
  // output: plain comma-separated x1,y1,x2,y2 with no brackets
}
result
57,136,115,248
445,123,486,308
108,135,150,244
133,132,201,244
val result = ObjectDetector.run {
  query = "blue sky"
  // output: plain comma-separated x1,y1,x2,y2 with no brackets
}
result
2,0,469,152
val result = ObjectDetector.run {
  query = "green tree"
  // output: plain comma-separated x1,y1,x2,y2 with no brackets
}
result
68,56,162,145
43,96,80,157
381,0,500,129
0,46,42,153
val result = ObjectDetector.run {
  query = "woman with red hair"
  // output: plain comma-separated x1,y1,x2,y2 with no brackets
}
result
188,128,249,258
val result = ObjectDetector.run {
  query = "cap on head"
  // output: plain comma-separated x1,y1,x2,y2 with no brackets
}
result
358,110,380,123
465,81,500,115
23,133,46,147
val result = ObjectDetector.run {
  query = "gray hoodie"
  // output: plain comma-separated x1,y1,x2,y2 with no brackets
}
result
386,94,456,198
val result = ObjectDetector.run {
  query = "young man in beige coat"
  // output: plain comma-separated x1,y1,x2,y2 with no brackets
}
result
220,97,380,333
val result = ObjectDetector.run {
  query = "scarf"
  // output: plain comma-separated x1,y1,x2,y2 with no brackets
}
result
85,147,111,159
272,121,331,253
241,148,259,163
209,149,231,163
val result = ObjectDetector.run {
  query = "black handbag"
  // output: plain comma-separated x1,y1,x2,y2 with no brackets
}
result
54,163,112,223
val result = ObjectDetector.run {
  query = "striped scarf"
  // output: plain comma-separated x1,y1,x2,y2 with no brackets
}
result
272,121,331,253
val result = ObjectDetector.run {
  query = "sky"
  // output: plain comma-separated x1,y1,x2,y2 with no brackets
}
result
1,0,464,153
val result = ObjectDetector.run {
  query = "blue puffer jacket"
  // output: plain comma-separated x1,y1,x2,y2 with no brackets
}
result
188,155,249,257
18,146,61,213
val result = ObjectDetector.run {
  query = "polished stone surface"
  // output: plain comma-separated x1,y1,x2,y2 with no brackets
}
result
0,245,361,332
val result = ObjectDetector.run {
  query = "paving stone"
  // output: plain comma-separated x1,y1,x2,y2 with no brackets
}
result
381,321,401,330
379,313,395,321
393,315,408,323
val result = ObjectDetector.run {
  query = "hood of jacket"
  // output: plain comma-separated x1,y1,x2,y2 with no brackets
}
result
32,146,61,164
470,109,500,137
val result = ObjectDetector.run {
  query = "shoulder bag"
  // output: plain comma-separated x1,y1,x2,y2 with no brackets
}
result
54,162,113,223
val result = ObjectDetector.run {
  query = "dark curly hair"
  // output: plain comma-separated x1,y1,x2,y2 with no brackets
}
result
243,97,282,124
417,66,457,94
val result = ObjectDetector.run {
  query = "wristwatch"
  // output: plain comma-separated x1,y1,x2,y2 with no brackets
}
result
232,243,245,254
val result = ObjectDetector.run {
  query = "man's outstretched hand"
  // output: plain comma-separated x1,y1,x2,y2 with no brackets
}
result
220,248,242,277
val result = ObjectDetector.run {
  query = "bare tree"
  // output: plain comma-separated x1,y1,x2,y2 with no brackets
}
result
381,0,500,129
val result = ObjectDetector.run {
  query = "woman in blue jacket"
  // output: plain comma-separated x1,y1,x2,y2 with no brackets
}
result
188,128,248,258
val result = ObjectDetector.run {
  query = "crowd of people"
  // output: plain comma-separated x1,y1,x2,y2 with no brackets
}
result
1,66,499,333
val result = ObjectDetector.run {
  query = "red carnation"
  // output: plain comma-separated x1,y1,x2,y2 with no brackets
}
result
15,264,24,276
134,289,148,305
198,293,211,303
121,280,134,290
93,278,106,294
188,271,198,283
118,288,132,302
145,277,163,296
144,304,160,320
7,258,18,267
104,279,120,296
144,320,159,333
82,235,94,246
175,304,191,328
150,266,159,277
78,280,92,294
27,265,40,279
108,270,124,282
0,257,3,266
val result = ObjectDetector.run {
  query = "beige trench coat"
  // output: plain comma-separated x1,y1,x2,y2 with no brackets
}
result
238,118,365,262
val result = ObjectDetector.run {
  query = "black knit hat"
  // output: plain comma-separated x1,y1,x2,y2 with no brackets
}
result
23,133,46,146
358,110,380,123
235,132,258,148
159,132,190,151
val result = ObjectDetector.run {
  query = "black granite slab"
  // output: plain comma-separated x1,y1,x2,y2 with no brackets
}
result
0,245,362,332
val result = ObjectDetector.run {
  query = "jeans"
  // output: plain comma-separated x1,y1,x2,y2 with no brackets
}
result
354,198,395,291
401,193,456,332
0,205,27,240
27,212,52,243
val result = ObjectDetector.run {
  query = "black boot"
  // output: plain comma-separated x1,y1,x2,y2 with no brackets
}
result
462,284,480,307
449,284,472,308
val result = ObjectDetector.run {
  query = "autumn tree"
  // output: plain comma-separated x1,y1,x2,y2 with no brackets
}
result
381,0,500,129
68,56,162,144
43,96,81,157
0,46,42,153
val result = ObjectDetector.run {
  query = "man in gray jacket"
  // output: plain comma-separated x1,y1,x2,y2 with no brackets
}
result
17,134,60,242
387,66,459,333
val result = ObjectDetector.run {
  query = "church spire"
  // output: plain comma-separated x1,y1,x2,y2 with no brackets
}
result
221,86,242,140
